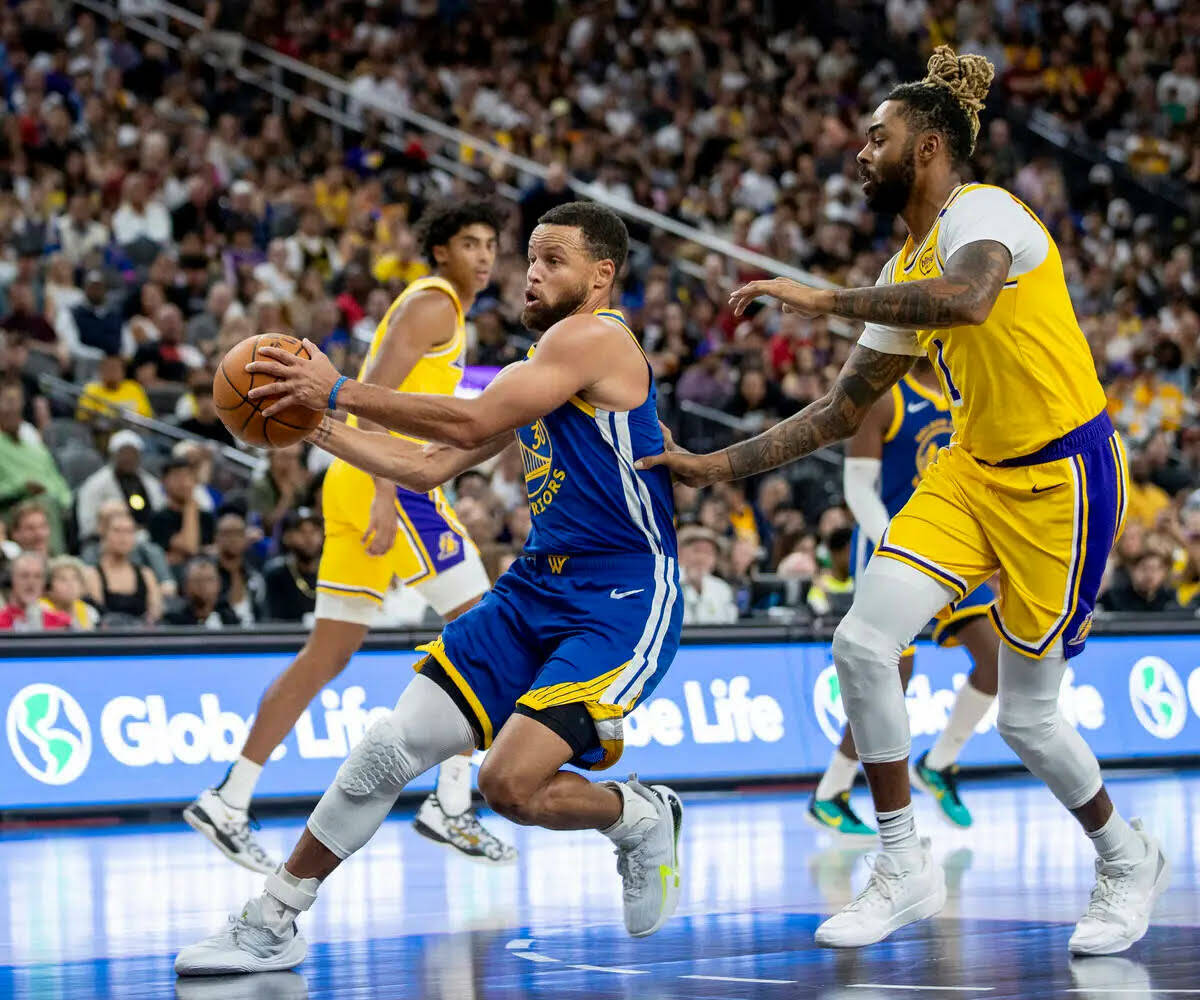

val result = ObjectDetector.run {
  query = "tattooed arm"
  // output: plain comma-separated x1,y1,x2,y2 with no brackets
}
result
728,241,1013,329
635,346,913,486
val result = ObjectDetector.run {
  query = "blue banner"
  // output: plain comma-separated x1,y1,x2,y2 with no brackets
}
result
3,636,1199,810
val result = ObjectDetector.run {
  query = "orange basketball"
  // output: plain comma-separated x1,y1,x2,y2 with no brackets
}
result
213,334,324,448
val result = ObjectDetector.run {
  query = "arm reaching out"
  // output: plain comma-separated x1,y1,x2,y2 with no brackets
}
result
246,315,613,449
727,241,1012,329
636,345,913,486
308,414,511,493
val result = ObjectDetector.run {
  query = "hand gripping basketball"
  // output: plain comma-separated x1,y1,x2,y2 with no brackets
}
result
246,338,343,417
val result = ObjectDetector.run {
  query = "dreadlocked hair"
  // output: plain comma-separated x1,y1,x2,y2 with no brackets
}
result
887,45,995,163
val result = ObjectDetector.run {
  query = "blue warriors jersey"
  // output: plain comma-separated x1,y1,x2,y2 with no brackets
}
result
515,309,677,559
880,374,953,518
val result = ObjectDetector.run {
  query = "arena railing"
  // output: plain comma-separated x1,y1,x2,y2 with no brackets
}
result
38,372,259,477
79,0,856,339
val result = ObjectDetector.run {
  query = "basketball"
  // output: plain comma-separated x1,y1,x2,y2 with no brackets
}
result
213,334,324,448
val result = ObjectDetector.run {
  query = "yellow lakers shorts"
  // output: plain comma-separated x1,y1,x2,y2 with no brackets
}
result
877,414,1128,660
317,459,488,623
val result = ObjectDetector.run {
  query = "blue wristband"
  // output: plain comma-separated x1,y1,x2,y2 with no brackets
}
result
327,375,349,411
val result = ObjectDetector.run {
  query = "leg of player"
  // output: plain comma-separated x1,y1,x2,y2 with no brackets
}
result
175,673,477,976
809,653,915,839
815,557,957,948
994,643,1169,955
184,617,370,875
477,713,683,938
412,594,517,865
911,617,999,828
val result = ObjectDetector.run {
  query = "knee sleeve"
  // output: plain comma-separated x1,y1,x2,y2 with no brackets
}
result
307,674,475,859
830,559,956,765
831,615,912,764
996,644,1101,809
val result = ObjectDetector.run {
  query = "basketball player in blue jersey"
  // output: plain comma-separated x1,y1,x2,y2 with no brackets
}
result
810,358,999,837
177,203,685,976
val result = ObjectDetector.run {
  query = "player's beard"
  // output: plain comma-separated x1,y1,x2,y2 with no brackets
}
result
863,140,917,215
521,280,591,332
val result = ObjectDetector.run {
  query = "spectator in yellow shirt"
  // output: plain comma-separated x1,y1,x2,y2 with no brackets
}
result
371,226,429,287
76,353,154,422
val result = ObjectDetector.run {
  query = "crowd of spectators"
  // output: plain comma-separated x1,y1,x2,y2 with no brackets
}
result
0,0,1196,631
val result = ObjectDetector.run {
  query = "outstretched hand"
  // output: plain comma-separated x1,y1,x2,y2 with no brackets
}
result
728,277,830,318
246,339,341,416
634,421,729,488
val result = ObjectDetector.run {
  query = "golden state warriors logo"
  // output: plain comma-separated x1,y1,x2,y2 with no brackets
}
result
912,418,953,487
519,419,568,516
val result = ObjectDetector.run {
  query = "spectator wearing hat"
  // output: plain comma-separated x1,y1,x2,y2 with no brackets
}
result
75,429,164,539
258,508,322,624
678,524,738,625
164,556,241,628
0,551,71,631
76,353,154,421
149,456,216,572
0,381,70,552
57,270,123,359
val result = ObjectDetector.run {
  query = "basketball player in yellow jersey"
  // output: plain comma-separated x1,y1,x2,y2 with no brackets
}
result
641,46,1167,954
185,202,517,870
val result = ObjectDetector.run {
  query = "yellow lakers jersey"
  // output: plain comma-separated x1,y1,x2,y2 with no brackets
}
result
889,183,1106,464
348,276,465,435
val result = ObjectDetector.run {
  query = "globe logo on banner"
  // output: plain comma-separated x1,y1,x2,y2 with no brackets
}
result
813,663,847,744
1129,656,1187,741
6,683,92,785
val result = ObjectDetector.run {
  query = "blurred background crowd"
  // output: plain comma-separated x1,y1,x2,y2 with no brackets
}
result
0,0,1197,631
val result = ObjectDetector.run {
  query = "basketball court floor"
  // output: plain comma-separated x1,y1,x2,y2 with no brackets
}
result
2,770,1197,999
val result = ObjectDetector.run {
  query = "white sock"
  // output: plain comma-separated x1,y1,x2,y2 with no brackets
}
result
815,748,860,800
600,781,657,845
1087,810,1146,864
926,682,994,771
877,804,921,858
216,756,263,812
435,754,473,815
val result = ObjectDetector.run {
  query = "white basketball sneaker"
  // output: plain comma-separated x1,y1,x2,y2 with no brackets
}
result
175,897,307,976
814,842,946,947
412,793,518,864
1069,820,1169,955
611,777,683,937
183,788,277,875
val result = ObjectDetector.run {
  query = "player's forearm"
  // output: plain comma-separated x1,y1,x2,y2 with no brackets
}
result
717,394,858,480
336,380,490,448
714,346,913,481
824,278,984,329
309,415,503,492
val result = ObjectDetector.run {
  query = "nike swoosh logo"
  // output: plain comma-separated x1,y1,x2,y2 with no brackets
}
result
1032,483,1065,494
907,402,930,413
823,812,843,828
610,588,645,600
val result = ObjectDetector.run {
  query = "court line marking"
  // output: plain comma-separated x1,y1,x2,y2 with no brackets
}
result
849,987,994,993
1065,991,1200,995
505,939,534,950
510,951,559,964
681,974,797,984
568,964,648,975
